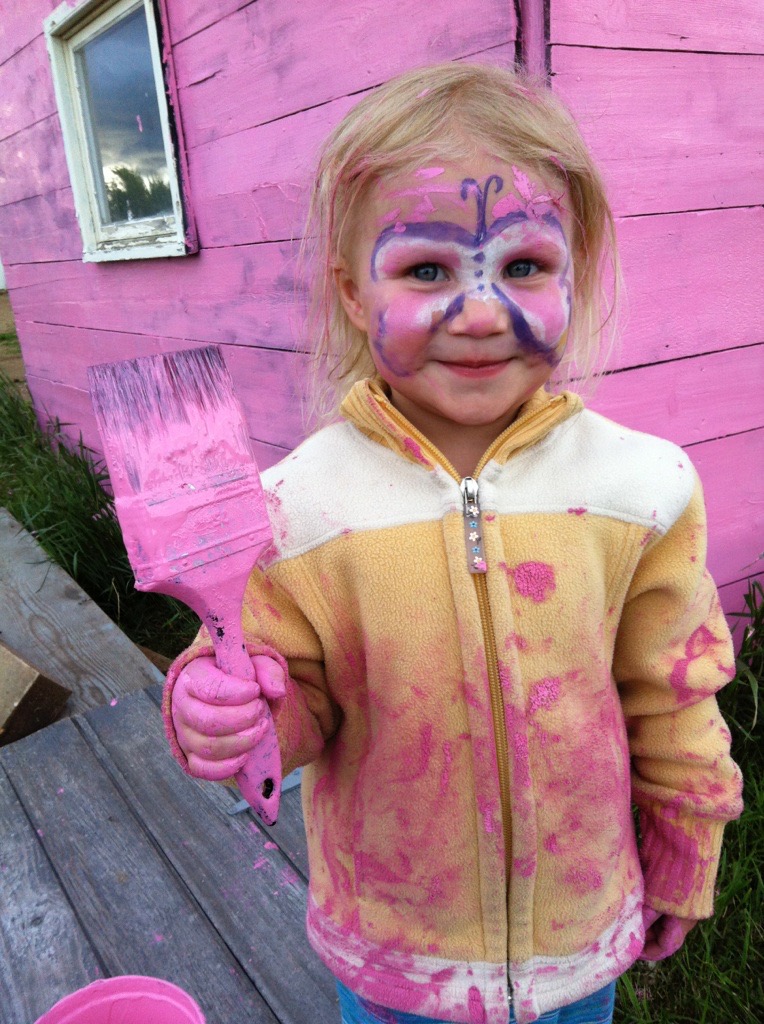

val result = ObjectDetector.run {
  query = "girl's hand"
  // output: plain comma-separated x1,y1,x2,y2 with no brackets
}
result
639,906,698,961
171,655,286,781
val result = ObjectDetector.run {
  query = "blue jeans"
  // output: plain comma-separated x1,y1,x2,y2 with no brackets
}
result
336,979,616,1024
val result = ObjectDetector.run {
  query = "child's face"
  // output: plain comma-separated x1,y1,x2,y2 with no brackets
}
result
336,151,573,449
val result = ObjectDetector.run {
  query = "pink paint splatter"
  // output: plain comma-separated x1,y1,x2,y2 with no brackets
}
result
152,932,164,943
397,723,433,782
544,833,561,854
514,856,536,878
440,741,453,796
279,866,299,887
252,856,268,870
110,698,118,706
567,507,586,516
669,625,720,702
402,436,431,467
264,841,278,850
529,676,561,713
509,561,556,603
564,861,603,895
468,986,487,1024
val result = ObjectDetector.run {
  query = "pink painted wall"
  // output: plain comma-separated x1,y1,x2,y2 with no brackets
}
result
0,0,760,624
548,0,764,622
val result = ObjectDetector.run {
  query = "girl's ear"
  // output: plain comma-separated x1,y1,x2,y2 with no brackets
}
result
334,264,369,332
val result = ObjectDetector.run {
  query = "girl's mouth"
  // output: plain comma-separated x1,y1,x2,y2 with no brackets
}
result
438,359,510,378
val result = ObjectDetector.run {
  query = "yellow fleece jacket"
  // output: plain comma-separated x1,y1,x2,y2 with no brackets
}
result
163,379,742,1024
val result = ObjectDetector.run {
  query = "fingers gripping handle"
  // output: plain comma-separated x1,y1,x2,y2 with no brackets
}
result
204,607,282,826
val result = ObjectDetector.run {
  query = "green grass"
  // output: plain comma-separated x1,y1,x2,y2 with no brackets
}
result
615,581,763,1023
0,363,199,658
0,356,761,1020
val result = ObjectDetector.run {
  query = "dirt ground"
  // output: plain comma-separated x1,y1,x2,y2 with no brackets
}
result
0,291,30,398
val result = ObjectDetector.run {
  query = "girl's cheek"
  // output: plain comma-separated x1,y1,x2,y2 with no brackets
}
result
370,294,445,376
509,279,571,349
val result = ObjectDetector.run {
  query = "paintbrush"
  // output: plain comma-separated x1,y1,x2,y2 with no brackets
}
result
87,345,281,825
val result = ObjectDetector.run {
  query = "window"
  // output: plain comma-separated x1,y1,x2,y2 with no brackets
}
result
45,0,197,261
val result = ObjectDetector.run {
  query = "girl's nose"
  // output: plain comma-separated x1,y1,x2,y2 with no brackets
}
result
446,295,508,338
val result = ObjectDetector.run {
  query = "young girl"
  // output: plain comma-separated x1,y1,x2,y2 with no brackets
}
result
162,63,743,1024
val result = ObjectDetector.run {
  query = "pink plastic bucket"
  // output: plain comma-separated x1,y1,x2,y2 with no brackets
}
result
34,976,205,1024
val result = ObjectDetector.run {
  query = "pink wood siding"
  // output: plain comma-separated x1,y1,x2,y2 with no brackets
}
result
0,0,760,621
550,0,764,611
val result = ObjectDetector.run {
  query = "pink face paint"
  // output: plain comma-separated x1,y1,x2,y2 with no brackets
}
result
415,166,445,179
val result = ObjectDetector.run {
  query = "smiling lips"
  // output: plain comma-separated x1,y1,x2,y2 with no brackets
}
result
438,358,512,377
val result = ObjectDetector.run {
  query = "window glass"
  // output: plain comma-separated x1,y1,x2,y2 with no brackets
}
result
74,5,172,226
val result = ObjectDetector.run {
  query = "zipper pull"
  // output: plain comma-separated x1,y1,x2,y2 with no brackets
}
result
460,477,487,574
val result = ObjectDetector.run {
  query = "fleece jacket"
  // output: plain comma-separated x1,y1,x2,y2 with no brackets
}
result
163,379,743,1024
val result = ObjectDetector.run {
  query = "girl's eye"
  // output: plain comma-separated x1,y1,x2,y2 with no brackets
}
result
409,263,445,283
505,260,539,279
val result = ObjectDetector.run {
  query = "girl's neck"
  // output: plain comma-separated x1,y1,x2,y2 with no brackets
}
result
389,389,522,479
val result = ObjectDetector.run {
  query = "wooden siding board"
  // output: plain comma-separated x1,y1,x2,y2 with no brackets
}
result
0,34,56,136
0,115,69,208
172,0,516,147
7,246,307,353
550,0,764,54
0,0,59,67
551,47,764,216
590,345,764,448
689,428,764,585
613,207,764,370
0,189,81,265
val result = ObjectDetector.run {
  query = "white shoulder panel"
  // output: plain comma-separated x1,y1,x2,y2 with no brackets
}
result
260,422,458,560
482,409,696,534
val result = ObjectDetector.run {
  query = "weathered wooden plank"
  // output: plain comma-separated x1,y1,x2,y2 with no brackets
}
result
0,717,279,1023
613,207,764,370
552,48,763,216
0,763,103,1023
173,0,516,147
0,114,69,208
0,188,81,265
689,428,764,586
589,345,764,449
550,0,764,53
82,689,337,1022
0,0,59,67
7,244,306,353
0,509,163,715
0,33,57,138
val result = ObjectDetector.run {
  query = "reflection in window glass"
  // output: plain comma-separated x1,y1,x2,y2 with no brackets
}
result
75,6,172,225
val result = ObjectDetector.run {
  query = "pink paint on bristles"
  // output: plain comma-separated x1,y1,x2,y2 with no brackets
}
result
87,346,282,826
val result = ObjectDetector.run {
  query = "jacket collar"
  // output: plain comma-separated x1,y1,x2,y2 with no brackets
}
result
340,376,583,477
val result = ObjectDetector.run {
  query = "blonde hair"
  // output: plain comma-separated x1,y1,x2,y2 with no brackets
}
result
301,61,620,423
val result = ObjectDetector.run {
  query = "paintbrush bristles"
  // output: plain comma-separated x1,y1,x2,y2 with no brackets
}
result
88,346,254,497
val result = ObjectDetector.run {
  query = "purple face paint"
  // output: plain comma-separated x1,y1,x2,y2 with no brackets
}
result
366,175,572,371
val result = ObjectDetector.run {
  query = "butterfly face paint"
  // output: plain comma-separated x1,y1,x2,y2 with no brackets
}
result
338,154,574,454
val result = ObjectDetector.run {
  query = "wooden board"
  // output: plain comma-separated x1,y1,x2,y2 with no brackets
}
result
0,509,163,715
550,0,764,53
0,716,279,1023
172,0,515,148
690,428,764,586
590,345,764,448
83,688,337,1021
0,763,103,1022
552,47,764,216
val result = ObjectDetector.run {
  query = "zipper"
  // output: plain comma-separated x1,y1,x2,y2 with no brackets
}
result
381,398,516,1005
460,476,513,890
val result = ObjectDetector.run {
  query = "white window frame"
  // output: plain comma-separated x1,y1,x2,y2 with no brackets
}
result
45,0,192,262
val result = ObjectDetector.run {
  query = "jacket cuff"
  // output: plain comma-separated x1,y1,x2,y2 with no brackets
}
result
639,805,727,919
161,641,291,777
